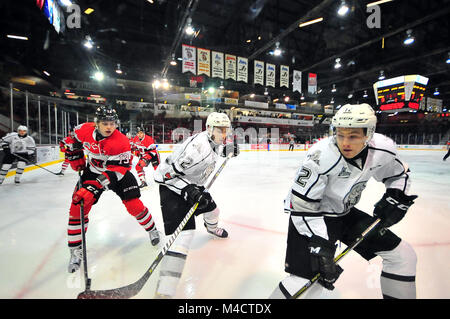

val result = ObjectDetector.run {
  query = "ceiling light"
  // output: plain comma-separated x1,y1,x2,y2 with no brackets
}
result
331,84,337,93
6,34,28,40
300,93,305,100
334,58,342,69
434,88,440,96
273,42,282,56
220,81,225,89
338,1,349,16
299,17,324,28
378,70,385,80
250,93,255,98
313,100,318,104
264,87,268,95
446,52,450,64
83,36,94,49
84,8,94,15
348,93,353,99
257,36,262,40
363,90,368,98
43,70,50,76
284,96,290,102
93,71,104,81
170,54,177,66
115,64,122,74
185,25,195,35
330,98,335,104
367,0,394,8
403,29,414,45
152,79,161,89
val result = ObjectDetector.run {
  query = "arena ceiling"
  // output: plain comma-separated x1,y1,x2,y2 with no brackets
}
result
1,0,449,107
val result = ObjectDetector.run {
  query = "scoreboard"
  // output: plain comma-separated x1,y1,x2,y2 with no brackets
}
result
373,75,428,112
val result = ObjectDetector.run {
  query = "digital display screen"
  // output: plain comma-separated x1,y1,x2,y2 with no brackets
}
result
374,75,428,112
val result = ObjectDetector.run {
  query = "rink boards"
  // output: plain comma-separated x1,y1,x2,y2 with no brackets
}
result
2,143,447,178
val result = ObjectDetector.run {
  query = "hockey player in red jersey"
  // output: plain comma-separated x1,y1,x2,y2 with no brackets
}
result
131,127,160,188
64,105,160,273
57,131,74,176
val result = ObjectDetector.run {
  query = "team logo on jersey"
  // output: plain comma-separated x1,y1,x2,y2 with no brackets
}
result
307,150,321,165
338,166,351,178
343,181,367,211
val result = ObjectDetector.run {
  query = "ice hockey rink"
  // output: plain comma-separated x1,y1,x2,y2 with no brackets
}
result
0,148,449,299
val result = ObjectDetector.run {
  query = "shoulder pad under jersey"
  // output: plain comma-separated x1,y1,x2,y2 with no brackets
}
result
304,137,342,174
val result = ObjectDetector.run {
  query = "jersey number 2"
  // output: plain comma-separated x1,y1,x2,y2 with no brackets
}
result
296,167,311,187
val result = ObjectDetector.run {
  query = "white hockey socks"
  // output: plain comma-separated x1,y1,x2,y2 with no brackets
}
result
14,161,26,183
0,163,12,184
203,208,228,238
377,240,417,299
155,230,194,298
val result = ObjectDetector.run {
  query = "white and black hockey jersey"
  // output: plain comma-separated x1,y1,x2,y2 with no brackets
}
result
1,133,36,155
154,131,223,195
285,133,411,240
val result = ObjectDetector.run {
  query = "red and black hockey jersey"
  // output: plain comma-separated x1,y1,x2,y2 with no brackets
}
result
71,122,132,175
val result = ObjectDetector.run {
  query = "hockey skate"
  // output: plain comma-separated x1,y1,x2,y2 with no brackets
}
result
149,228,160,246
139,181,148,188
68,246,83,273
204,222,228,238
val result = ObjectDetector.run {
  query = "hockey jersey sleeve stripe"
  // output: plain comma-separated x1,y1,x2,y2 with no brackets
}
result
381,159,407,183
305,155,342,197
291,189,320,203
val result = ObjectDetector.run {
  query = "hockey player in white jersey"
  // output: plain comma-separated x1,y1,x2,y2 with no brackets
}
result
153,112,239,298
270,103,418,299
0,126,36,184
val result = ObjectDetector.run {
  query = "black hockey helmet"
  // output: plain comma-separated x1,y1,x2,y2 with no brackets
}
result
136,127,144,133
95,105,119,123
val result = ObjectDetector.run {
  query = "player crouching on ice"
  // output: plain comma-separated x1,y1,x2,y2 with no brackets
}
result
270,103,418,299
65,105,160,273
152,112,239,298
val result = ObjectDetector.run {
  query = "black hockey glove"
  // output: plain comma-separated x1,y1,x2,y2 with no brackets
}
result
181,184,212,210
308,235,343,290
373,188,418,229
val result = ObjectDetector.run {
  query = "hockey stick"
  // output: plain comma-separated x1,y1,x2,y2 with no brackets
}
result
78,170,92,291
77,152,235,299
291,218,382,299
12,153,60,176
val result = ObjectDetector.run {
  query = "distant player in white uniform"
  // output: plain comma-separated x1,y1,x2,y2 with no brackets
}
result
153,112,239,298
0,125,36,184
270,104,418,299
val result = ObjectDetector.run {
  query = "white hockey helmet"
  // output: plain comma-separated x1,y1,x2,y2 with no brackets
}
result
17,125,28,132
331,103,377,142
206,112,231,132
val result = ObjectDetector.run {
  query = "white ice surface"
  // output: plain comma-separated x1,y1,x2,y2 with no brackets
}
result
0,149,449,299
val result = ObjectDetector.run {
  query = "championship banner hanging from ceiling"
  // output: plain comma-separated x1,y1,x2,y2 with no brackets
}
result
293,70,302,93
266,63,275,87
237,57,248,83
197,48,211,77
182,44,196,74
280,65,289,88
254,60,264,85
225,54,237,80
308,73,317,94
211,51,224,79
